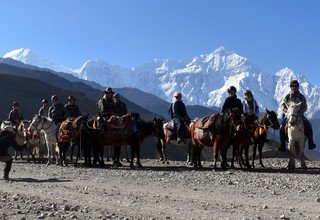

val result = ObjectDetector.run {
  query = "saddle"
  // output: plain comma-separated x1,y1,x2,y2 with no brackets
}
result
58,118,78,143
106,114,134,129
254,125,268,138
195,113,219,129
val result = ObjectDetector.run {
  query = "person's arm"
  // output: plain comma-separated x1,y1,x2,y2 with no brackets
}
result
281,95,289,113
123,103,128,115
301,95,307,113
254,99,259,115
76,105,82,116
221,99,228,113
38,108,43,116
173,102,181,118
64,105,70,118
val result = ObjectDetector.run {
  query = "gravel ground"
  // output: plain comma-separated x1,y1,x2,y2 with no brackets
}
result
0,157,320,220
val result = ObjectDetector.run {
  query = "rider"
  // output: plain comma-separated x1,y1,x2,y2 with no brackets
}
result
279,80,316,151
64,95,81,118
48,95,66,124
242,90,259,116
171,92,190,143
97,87,116,124
38,99,49,117
113,93,128,116
8,102,23,126
221,86,243,115
113,93,128,166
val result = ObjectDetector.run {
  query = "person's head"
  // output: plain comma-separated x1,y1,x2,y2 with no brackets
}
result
12,102,19,110
42,99,48,107
227,86,237,97
290,80,299,93
51,95,60,105
244,90,253,100
103,87,114,99
67,95,76,104
174,92,182,101
113,93,121,103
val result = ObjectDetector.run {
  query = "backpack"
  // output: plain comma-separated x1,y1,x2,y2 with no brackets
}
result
168,103,174,119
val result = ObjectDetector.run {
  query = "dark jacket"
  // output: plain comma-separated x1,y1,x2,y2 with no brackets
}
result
97,97,116,117
221,95,244,115
64,104,81,118
49,103,66,123
114,101,128,116
173,100,189,119
281,91,307,115
8,110,23,125
38,106,49,117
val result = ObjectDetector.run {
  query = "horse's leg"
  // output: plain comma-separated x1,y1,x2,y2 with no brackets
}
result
244,144,251,169
46,139,52,165
213,140,219,170
136,142,142,168
14,150,18,160
251,142,257,168
220,142,228,170
162,140,169,164
70,142,75,161
187,141,193,165
258,142,265,168
130,144,134,168
287,140,295,170
99,145,105,167
192,145,198,168
300,140,307,170
156,139,163,162
197,146,203,168
231,144,237,169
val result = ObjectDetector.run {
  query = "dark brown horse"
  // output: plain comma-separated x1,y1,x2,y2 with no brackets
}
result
190,110,240,169
230,113,258,169
240,109,280,168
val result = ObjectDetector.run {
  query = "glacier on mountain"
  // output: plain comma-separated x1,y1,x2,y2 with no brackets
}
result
3,47,320,118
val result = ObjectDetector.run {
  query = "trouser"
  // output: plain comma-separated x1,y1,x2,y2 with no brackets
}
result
173,117,186,139
0,154,13,177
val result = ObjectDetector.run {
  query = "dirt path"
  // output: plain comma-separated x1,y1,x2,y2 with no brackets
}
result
0,158,320,220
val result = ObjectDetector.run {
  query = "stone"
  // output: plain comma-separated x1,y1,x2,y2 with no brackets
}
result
263,205,268,209
315,197,320,202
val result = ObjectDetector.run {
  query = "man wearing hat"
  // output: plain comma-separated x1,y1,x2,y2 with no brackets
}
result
64,95,81,118
170,92,190,143
49,95,66,124
38,99,49,117
8,102,23,126
279,80,316,151
97,87,116,120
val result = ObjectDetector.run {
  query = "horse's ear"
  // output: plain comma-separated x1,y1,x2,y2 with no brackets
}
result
266,108,270,114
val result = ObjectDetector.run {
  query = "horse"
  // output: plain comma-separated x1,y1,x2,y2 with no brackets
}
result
162,120,193,165
240,109,280,168
230,113,258,169
190,109,240,169
98,113,156,168
286,102,307,170
28,115,59,165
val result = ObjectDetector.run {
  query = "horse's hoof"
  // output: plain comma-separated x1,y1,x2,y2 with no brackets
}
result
137,163,143,168
165,161,170,164
46,162,51,166
230,164,235,169
246,164,252,169
301,165,308,170
260,163,265,168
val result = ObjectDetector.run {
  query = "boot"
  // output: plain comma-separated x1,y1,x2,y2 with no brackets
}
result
308,140,316,150
3,172,9,180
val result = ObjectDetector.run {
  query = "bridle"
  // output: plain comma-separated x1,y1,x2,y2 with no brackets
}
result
29,117,54,132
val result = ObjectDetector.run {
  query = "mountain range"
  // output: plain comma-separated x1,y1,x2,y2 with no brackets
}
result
3,48,320,119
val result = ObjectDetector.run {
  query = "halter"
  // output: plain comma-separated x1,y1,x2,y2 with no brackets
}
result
29,117,54,133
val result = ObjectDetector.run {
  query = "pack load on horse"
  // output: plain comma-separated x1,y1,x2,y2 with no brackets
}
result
279,80,316,152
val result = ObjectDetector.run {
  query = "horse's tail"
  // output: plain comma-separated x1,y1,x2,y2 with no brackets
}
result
189,121,196,146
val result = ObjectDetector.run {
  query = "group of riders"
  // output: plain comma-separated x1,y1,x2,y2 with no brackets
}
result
169,79,316,150
0,79,317,179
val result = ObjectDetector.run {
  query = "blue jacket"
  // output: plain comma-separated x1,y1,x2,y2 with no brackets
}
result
49,103,66,123
242,98,259,115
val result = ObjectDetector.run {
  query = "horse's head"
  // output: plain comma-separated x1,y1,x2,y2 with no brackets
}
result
227,108,243,129
240,113,257,135
152,117,165,138
28,115,45,132
265,109,280,130
286,102,303,126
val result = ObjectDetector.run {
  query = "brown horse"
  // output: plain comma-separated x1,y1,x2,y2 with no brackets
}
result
240,109,280,168
230,113,258,169
190,110,240,169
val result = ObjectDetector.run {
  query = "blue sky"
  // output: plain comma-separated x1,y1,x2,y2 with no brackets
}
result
0,0,320,84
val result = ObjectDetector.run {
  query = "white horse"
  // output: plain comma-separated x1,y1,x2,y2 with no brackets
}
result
286,102,307,170
28,115,59,165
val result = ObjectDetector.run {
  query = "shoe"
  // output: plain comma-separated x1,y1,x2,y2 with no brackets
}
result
308,142,316,150
3,173,9,180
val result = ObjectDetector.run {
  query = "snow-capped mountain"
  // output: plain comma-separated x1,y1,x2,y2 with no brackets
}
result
3,47,320,118
3,48,74,74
